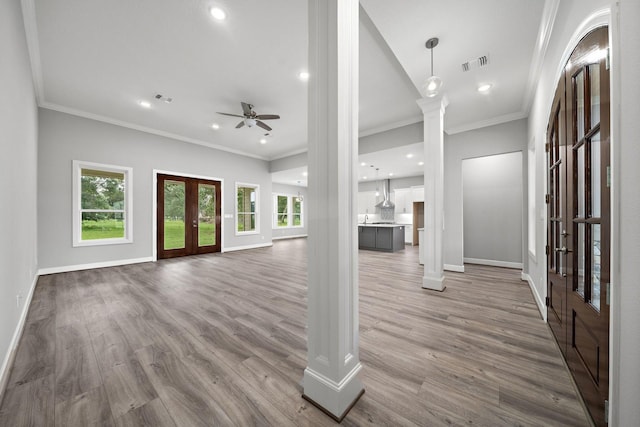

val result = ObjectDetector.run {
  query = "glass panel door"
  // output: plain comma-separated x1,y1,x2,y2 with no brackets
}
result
198,183,216,247
157,174,221,259
163,180,186,250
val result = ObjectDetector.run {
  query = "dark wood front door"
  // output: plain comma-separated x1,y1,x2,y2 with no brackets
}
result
157,174,221,259
546,27,610,426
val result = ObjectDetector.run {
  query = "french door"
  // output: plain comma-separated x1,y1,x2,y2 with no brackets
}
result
157,174,221,259
546,27,610,426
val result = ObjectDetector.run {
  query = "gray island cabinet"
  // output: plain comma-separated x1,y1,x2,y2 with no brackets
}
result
358,224,405,252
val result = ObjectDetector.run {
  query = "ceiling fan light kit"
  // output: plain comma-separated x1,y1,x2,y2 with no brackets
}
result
217,102,280,132
424,37,443,98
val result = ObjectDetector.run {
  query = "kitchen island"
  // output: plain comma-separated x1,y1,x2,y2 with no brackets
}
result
358,224,405,252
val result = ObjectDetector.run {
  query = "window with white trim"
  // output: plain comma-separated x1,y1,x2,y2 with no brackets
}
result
528,143,536,258
73,161,133,246
273,194,303,228
236,183,259,234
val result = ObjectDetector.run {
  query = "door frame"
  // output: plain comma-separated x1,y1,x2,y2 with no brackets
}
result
152,169,225,261
543,10,618,425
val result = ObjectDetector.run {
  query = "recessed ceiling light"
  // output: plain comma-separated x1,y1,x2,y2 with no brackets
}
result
389,173,394,177
418,161,424,166
363,176,367,180
406,153,414,159
259,138,267,144
303,172,308,177
477,83,492,93
211,123,220,130
360,162,366,166
299,71,310,81
210,7,226,20
138,100,151,108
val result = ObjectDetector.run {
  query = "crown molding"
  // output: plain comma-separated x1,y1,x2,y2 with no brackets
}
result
522,0,561,115
358,115,423,138
40,102,269,160
445,110,527,135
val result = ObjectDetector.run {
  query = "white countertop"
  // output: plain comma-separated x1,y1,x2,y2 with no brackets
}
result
358,223,405,228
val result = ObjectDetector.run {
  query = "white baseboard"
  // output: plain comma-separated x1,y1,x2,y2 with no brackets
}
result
38,257,153,275
272,234,308,241
0,273,39,403
521,272,547,321
444,264,465,273
223,242,273,253
463,257,523,270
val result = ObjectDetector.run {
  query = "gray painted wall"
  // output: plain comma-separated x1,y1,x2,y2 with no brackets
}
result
270,152,307,173
444,119,528,269
462,152,523,264
357,175,422,192
271,183,308,239
38,109,273,269
359,122,422,154
0,0,39,388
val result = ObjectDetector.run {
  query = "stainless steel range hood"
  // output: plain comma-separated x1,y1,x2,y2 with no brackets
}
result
375,179,395,209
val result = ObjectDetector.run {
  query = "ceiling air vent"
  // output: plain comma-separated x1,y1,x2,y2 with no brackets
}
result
154,93,173,103
461,54,490,72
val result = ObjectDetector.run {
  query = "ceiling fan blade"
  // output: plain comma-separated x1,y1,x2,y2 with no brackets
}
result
217,112,245,118
235,121,245,129
241,102,253,116
255,114,280,120
256,121,272,131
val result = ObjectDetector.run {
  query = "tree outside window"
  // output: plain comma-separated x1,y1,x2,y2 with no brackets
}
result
273,194,303,228
73,161,132,246
236,184,259,234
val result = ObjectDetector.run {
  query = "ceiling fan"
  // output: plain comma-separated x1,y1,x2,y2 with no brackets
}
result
216,102,280,131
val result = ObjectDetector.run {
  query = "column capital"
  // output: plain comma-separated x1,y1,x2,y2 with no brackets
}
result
416,94,449,115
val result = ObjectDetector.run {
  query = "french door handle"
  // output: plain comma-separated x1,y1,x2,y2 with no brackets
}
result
555,246,570,254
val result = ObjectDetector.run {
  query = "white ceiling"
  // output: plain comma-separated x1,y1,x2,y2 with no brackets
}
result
270,142,426,187
25,0,551,172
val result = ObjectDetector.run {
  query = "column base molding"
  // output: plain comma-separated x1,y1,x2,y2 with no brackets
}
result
302,364,364,421
422,275,446,292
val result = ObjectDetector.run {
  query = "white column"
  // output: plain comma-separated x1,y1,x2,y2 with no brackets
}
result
303,0,363,422
417,96,448,291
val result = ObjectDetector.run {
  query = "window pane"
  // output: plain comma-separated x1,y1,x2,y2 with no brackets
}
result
575,70,585,141
277,195,288,227
81,169,125,210
591,224,601,311
589,63,601,129
577,144,585,218
164,181,185,250
576,223,585,296
293,214,301,226
237,213,255,232
591,131,601,218
198,184,216,246
293,198,301,215
237,187,256,213
82,211,124,240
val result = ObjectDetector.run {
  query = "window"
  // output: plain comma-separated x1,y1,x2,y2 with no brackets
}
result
73,161,133,246
236,183,259,234
276,195,288,227
273,194,304,228
528,143,536,258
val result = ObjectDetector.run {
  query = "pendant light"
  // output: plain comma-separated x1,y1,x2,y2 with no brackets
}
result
424,37,443,98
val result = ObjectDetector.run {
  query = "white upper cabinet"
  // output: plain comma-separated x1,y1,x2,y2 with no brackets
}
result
411,185,424,202
394,188,413,214
358,191,379,214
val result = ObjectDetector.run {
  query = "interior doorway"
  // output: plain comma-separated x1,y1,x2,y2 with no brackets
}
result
157,173,222,259
546,27,610,427
462,151,523,268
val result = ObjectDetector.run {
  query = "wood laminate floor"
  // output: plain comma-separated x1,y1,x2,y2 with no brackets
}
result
0,239,589,426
